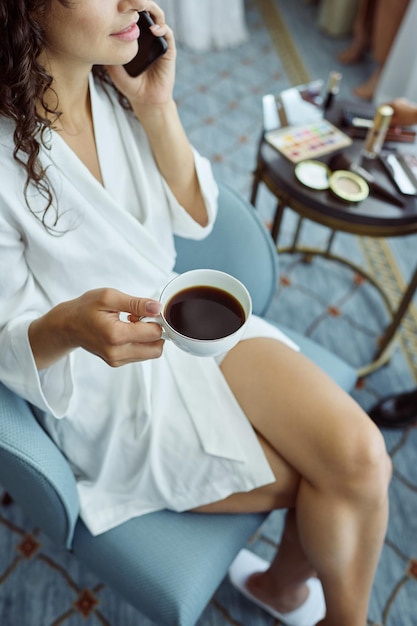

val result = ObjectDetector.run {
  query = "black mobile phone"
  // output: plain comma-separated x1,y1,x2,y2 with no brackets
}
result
123,12,168,77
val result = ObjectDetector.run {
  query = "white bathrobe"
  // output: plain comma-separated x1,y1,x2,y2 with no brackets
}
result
0,75,296,535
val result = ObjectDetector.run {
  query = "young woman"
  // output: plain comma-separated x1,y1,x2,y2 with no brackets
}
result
0,2,391,625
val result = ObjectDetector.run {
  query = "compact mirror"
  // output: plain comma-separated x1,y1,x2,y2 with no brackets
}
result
294,160,330,190
294,159,369,203
329,170,369,203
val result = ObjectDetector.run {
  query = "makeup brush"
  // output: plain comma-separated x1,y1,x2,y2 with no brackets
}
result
328,153,405,208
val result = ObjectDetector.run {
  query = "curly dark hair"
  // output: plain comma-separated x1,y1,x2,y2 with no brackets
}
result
0,0,130,230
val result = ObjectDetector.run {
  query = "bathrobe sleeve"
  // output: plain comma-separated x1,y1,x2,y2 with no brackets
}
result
0,209,74,417
109,91,219,240
0,78,219,418
160,147,219,238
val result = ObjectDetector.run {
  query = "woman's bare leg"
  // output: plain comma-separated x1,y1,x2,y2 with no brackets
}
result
372,0,410,65
338,0,376,64
194,338,391,626
354,0,410,99
247,508,318,614
195,434,317,614
354,67,382,100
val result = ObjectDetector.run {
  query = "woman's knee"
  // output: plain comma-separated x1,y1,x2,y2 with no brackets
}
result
330,421,392,504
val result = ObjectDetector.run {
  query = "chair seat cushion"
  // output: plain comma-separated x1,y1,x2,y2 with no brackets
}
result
72,510,267,626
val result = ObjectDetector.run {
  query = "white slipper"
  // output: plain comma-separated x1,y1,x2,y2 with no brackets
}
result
228,548,326,626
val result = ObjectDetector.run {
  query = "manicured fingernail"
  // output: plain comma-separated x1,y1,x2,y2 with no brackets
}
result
145,301,162,315
150,23,162,32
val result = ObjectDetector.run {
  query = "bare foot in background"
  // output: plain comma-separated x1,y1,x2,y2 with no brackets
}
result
354,67,382,100
338,39,368,64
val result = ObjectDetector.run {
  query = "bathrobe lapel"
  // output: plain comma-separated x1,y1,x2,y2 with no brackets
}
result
41,78,173,277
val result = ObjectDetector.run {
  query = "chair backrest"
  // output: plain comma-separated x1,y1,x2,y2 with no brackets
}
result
174,181,278,317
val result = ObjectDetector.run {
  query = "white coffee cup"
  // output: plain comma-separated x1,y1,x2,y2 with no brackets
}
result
141,269,252,357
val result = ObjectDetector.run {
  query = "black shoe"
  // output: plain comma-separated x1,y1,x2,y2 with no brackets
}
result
368,388,417,429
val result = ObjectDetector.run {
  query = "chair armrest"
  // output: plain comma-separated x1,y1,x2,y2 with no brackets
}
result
0,383,79,549
274,323,358,392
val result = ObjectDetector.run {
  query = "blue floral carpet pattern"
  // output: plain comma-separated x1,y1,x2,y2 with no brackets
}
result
1,1,417,624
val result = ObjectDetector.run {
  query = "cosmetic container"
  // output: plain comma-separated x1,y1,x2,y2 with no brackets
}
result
323,71,342,112
361,105,394,159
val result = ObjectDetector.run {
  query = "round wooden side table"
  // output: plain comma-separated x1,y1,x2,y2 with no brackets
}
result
250,124,417,377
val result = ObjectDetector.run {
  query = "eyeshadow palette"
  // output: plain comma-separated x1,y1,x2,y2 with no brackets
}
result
265,120,352,163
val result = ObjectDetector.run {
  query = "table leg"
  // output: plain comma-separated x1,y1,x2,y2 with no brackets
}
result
250,136,266,207
290,216,306,251
250,169,262,206
325,230,336,255
372,262,417,364
271,198,286,244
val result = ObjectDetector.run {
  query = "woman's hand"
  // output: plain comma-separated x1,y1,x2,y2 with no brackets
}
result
388,98,417,127
105,2,176,108
29,288,165,370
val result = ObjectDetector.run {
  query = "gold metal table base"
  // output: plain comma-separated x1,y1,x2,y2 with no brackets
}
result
277,243,399,377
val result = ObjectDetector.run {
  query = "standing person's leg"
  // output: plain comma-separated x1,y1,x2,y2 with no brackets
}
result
355,0,410,99
338,0,377,64
194,338,391,626
373,0,410,65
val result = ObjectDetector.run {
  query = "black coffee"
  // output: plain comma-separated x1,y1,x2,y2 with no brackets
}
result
165,285,245,340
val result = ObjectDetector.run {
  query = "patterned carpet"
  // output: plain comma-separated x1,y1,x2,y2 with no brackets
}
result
1,1,417,625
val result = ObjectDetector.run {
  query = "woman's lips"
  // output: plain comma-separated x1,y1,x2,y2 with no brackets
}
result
111,22,140,42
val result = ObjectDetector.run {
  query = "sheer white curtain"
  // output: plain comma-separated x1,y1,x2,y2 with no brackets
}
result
375,0,417,103
157,0,249,52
